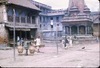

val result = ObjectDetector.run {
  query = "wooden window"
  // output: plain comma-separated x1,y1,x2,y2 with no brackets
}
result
27,16,31,23
56,17,59,22
7,15,13,22
15,16,20,22
7,8,13,22
21,17,25,23
32,16,35,24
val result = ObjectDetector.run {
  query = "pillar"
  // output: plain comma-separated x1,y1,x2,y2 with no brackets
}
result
35,16,40,37
2,5,7,22
85,26,87,35
30,16,32,24
66,26,68,34
70,26,71,35
25,16,27,23
63,26,66,36
19,16,21,23
77,25,79,34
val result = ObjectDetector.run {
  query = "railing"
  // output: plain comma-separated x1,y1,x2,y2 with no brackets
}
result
6,22,38,28
7,15,36,24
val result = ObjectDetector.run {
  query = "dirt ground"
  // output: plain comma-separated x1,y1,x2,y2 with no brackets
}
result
0,42,100,67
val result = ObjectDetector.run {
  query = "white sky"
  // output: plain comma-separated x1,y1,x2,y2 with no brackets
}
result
34,0,99,11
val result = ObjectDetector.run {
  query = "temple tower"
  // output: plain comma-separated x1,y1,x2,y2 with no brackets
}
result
62,0,93,36
68,0,90,16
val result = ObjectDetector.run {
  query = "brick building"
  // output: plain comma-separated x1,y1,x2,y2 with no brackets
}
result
0,0,40,45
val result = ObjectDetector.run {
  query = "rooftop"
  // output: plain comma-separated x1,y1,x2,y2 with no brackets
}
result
62,15,92,23
0,0,40,11
30,0,51,9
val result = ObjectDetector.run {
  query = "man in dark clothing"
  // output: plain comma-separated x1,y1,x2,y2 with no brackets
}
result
64,37,69,47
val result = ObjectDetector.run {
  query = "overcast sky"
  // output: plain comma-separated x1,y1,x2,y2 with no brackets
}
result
34,0,99,11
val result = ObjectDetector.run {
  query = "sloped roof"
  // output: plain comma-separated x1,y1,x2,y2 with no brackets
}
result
7,0,40,11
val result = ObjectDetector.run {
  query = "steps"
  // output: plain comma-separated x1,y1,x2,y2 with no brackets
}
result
72,35,98,44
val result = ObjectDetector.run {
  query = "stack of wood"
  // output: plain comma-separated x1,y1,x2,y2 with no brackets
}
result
0,0,7,3
0,37,8,44
0,37,4,44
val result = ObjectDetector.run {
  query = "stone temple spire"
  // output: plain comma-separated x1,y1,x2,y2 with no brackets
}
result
68,0,90,13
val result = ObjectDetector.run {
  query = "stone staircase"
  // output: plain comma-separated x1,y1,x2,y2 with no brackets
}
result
41,35,98,45
72,35,98,44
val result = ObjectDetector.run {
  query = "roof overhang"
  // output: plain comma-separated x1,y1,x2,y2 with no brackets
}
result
5,0,40,11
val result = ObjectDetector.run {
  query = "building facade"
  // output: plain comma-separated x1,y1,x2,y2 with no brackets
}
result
0,0,40,45
33,0,100,38
30,0,66,40
90,12,100,37
30,0,99,39
0,0,99,45
62,0,93,36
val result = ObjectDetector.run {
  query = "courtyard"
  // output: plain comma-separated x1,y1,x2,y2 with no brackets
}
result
0,42,99,67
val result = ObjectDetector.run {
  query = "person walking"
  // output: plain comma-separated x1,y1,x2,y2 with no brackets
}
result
65,37,69,49
17,36,20,46
60,39,65,48
69,37,73,47
34,36,41,52
61,37,69,49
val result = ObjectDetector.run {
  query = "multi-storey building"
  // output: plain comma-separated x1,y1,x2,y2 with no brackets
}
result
30,0,66,40
90,12,100,37
0,0,40,45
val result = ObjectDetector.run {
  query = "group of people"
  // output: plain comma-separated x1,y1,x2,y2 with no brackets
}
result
17,36,73,51
61,36,73,49
17,36,41,52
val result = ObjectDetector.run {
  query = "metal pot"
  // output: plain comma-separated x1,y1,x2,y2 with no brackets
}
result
17,45,23,54
29,45,35,54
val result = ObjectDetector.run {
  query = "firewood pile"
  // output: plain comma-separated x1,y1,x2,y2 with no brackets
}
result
0,0,7,3
0,37,8,44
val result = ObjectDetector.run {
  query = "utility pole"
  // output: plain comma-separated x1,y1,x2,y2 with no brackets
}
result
98,0,100,41
56,24,59,55
13,8,16,61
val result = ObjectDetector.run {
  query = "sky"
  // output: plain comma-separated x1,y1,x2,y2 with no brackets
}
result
34,0,99,11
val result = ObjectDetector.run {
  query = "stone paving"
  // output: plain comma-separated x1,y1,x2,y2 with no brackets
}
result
0,42,99,67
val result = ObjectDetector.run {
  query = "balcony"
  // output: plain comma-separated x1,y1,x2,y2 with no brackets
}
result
7,15,36,24
6,15,37,28
6,23,38,29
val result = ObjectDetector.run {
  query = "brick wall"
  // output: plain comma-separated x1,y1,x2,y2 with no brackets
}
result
0,24,8,44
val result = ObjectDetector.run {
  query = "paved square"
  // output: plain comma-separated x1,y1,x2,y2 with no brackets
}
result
0,43,99,67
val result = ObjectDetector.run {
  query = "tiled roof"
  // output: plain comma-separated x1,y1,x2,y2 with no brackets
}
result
30,0,51,9
62,14,92,23
7,0,40,11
